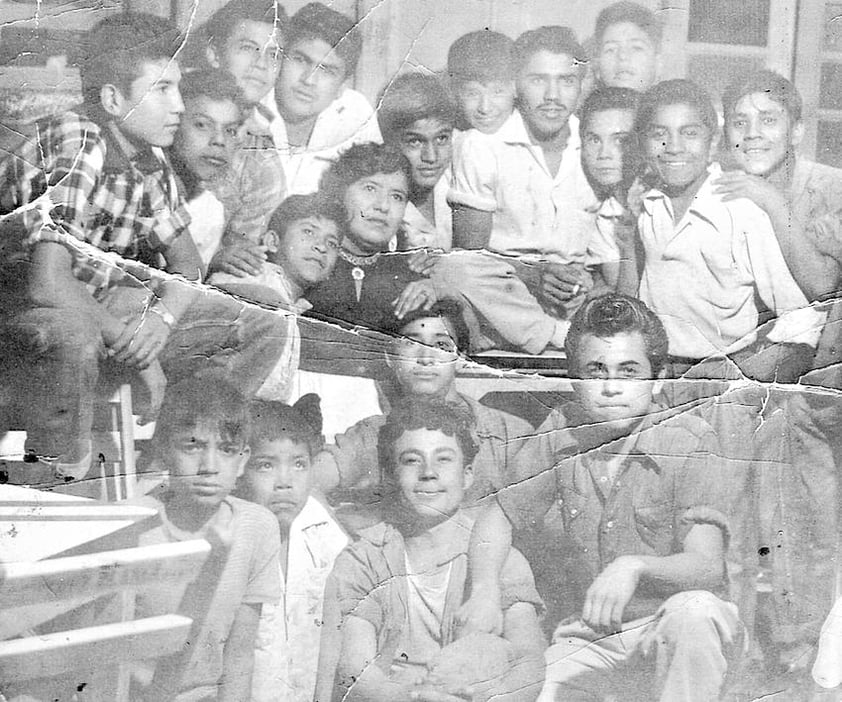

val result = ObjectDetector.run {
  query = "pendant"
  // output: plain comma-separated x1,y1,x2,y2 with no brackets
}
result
352,266,365,302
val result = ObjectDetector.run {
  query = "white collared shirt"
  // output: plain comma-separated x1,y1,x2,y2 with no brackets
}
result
255,87,382,195
638,163,823,358
251,496,349,702
448,110,600,261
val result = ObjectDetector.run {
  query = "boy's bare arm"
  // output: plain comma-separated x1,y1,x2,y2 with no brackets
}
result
714,171,838,299
219,602,261,702
457,500,514,635
582,522,726,634
29,242,125,344
452,205,493,250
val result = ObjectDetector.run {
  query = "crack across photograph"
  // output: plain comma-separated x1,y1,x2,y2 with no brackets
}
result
1,1,842,701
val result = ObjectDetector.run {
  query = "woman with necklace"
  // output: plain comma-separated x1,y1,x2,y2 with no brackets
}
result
306,142,438,333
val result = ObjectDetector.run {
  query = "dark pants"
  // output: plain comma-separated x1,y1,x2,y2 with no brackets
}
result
1,283,291,469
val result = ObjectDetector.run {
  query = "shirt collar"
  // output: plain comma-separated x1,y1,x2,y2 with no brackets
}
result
102,121,165,175
498,110,580,151
642,163,719,223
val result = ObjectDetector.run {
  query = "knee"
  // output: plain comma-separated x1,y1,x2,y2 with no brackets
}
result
656,591,741,646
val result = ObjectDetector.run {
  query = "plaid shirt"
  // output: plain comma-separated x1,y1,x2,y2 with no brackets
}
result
0,109,192,295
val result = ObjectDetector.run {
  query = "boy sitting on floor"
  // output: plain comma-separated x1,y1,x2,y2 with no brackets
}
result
237,395,348,702
132,377,281,702
319,398,545,702
460,293,743,702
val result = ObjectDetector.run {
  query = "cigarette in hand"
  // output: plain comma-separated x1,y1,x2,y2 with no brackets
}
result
572,283,582,296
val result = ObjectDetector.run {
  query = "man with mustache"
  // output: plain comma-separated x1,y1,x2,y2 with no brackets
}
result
449,27,613,334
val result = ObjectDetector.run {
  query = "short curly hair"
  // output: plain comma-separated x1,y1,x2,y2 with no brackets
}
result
565,293,668,377
377,72,457,144
318,142,412,205
377,398,479,483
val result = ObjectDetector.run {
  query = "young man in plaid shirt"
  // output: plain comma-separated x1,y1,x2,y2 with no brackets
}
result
0,12,291,481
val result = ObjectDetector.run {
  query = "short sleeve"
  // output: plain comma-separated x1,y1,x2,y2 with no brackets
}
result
673,424,732,548
499,546,544,615
447,132,500,213
244,507,283,605
496,412,571,531
585,215,623,267
330,541,385,630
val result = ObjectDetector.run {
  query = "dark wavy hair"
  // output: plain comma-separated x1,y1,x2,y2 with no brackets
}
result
318,142,412,204
636,79,718,136
513,25,587,76
286,2,362,76
595,2,662,48
81,13,183,110
565,293,668,377
377,72,457,144
248,394,323,456
721,69,803,124
377,398,479,483
204,0,286,53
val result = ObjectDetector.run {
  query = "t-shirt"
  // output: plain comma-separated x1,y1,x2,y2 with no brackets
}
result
132,493,281,701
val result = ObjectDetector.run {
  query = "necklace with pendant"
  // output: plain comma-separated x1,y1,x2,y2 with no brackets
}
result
339,249,379,302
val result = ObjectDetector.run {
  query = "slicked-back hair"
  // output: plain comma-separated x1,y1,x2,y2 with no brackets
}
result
319,142,412,205
579,85,641,136
81,13,183,109
721,69,803,124
286,2,362,76
565,293,668,377
248,394,322,456
594,1,662,48
513,25,587,76
204,0,286,52
447,30,515,84
179,69,250,118
152,375,250,458
389,299,471,354
377,72,457,145
377,398,479,483
636,79,718,137
268,192,346,247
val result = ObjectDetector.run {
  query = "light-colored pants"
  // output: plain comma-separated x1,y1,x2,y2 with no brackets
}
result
537,591,744,702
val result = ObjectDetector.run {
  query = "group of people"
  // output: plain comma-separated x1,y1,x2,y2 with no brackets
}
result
2,0,842,700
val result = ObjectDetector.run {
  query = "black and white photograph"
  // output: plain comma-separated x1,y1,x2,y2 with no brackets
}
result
1,1,842,699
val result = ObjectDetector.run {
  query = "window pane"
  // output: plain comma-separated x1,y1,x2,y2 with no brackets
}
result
688,0,770,46
687,54,766,109
820,63,842,110
816,121,842,168
826,3,842,52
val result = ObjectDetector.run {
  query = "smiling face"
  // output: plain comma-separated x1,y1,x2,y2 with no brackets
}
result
111,59,184,147
277,37,347,125
243,438,311,531
165,420,249,511
572,331,659,433
582,107,637,190
393,428,472,525
396,117,453,192
275,215,340,291
455,79,515,134
643,102,714,196
342,171,409,254
517,50,582,140
208,20,281,105
387,316,461,398
598,21,658,92
725,91,802,177
173,95,242,183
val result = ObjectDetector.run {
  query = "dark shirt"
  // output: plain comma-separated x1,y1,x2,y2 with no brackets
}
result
306,252,422,333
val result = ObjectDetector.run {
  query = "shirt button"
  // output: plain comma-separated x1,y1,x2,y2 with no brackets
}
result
570,508,578,515
606,520,614,528
599,476,608,482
